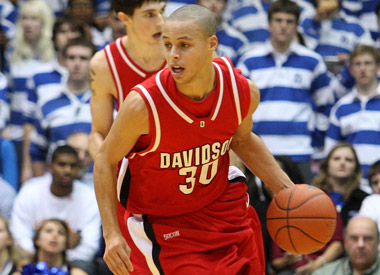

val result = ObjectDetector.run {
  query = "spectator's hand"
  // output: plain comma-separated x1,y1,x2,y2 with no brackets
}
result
295,255,323,275
69,230,82,249
104,233,133,275
315,0,338,21
283,252,303,266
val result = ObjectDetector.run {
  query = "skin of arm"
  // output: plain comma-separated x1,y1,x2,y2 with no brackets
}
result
89,50,117,160
230,79,295,195
295,241,343,275
93,90,149,275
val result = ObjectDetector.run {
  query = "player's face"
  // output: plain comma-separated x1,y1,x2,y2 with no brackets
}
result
345,219,379,271
125,1,166,45
349,53,380,88
198,0,226,22
163,19,217,85
327,147,356,180
55,23,82,53
20,12,42,42
370,173,380,194
50,154,79,188
64,46,93,82
269,12,297,45
0,219,12,252
36,221,67,255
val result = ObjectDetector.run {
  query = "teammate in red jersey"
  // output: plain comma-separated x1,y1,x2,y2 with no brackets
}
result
89,0,167,158
94,5,295,275
89,1,166,273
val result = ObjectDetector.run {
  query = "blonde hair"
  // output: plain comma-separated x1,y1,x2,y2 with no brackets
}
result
11,0,55,62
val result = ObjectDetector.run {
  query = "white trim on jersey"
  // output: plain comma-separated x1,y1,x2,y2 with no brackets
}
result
221,57,242,124
116,157,129,201
211,62,224,121
136,84,161,156
105,45,124,109
116,38,146,78
155,71,194,124
127,216,160,275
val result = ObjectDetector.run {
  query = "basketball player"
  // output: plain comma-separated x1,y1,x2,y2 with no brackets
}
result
89,1,166,273
94,5,295,275
89,0,167,158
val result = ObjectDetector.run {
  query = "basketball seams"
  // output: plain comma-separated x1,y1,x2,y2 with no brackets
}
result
286,187,298,253
274,193,326,211
274,226,326,245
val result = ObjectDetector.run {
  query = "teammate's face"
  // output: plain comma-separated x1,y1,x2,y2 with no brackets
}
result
327,147,357,180
269,12,297,46
124,1,166,45
349,53,380,88
36,221,67,255
198,0,226,22
163,19,217,85
64,45,93,82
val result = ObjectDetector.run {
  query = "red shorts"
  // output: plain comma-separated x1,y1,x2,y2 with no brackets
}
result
124,178,265,275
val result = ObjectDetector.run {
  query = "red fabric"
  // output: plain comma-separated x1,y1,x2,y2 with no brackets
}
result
123,57,251,217
104,37,166,110
145,180,265,275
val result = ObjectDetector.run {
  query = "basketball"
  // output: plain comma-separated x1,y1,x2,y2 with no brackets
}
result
266,184,337,254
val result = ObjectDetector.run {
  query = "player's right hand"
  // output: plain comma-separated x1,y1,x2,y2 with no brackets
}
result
104,234,134,275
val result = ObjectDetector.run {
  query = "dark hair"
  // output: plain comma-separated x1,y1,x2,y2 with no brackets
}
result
313,142,362,201
52,15,86,51
68,0,96,10
275,156,305,184
62,37,98,59
349,44,380,65
51,145,79,163
168,4,216,37
268,0,301,23
112,0,166,15
376,1,380,19
33,219,70,264
368,160,380,184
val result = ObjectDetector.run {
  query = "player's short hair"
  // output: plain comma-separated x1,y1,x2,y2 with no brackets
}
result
51,145,79,163
268,0,300,23
112,0,166,16
368,160,380,184
62,37,98,59
349,44,380,65
168,4,216,37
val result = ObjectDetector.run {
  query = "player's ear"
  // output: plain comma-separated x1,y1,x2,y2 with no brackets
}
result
117,11,131,25
208,35,218,52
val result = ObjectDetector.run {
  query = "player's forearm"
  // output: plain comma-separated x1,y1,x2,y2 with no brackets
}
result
89,131,105,160
231,133,294,194
93,155,121,239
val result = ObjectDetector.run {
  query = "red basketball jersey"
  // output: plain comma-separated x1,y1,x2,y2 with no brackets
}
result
104,37,166,110
117,57,251,217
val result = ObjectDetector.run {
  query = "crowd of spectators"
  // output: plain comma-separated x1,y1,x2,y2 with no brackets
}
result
0,0,379,274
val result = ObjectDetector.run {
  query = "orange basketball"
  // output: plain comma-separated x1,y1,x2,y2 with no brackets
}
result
266,184,337,254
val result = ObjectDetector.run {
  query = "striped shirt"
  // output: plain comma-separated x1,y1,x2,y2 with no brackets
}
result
25,59,68,125
300,11,374,58
30,89,92,162
325,85,380,193
0,72,10,131
341,0,379,40
237,41,335,161
216,22,250,66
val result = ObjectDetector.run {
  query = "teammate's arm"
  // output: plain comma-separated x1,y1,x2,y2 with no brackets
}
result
230,79,294,194
94,90,149,275
89,50,117,159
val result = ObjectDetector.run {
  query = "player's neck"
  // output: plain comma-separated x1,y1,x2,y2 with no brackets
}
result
123,36,165,71
176,65,216,101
